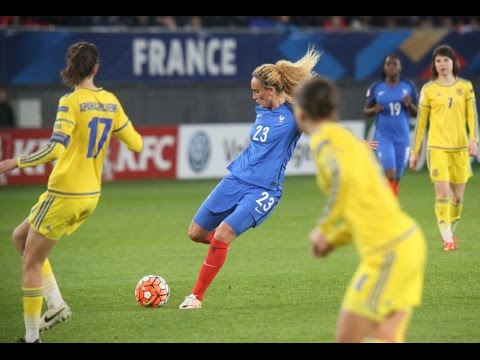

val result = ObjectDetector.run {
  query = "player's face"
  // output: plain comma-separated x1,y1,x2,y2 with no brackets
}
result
434,55,453,77
251,77,274,108
384,56,401,78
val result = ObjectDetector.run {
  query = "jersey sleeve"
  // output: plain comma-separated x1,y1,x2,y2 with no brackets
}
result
314,150,352,247
112,102,143,153
364,82,378,107
53,95,76,138
411,85,430,153
17,96,74,168
465,81,479,142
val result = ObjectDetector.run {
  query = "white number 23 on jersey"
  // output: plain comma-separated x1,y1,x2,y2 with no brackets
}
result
253,126,270,142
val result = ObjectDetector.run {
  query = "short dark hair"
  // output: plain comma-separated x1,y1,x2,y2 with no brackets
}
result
381,53,401,80
431,44,459,79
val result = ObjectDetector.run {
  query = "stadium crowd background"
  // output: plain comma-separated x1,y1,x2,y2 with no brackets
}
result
1,16,479,128
1,16,480,31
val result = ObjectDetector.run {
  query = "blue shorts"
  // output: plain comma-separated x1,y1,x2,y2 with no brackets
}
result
193,174,282,236
374,133,410,178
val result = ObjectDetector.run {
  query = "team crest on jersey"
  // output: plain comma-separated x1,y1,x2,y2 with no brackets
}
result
279,115,285,123
402,89,408,96
456,88,463,96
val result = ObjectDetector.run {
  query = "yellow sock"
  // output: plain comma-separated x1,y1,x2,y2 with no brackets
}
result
435,198,452,241
42,258,63,309
449,200,463,234
23,287,43,343
362,337,388,343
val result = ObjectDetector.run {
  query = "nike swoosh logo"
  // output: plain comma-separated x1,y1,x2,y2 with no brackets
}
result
44,308,64,323
142,298,155,306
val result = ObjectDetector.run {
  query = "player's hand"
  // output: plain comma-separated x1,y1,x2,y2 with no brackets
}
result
409,153,419,170
373,104,383,113
468,140,478,157
309,228,333,257
0,158,18,174
366,140,379,150
403,95,412,107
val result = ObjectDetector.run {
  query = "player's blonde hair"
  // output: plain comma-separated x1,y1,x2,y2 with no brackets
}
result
252,47,320,102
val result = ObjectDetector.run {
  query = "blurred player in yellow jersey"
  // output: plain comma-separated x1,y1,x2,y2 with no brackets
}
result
293,77,426,343
410,44,478,252
0,42,143,343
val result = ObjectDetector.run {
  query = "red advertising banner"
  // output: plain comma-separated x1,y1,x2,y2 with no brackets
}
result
0,126,178,185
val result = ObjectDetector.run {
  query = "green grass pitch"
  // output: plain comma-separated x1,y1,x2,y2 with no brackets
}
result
0,171,479,342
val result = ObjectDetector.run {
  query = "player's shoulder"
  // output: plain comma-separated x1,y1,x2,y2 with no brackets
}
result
458,77,473,87
401,78,418,89
421,81,436,92
96,88,118,101
59,91,75,103
281,102,295,117
366,80,382,96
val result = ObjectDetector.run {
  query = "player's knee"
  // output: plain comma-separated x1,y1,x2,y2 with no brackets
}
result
188,229,204,243
335,331,352,343
451,194,463,204
11,227,25,254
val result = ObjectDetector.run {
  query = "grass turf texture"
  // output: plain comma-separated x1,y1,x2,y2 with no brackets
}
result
0,171,479,342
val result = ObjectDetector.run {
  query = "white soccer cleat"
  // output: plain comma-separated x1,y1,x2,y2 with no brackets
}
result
39,302,72,332
179,294,202,309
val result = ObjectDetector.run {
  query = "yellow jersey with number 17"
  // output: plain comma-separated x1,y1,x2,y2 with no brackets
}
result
46,88,142,197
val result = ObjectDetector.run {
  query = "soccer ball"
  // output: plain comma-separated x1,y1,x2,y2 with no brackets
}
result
135,275,170,307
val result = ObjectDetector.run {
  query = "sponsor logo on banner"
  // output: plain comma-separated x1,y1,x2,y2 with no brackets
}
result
0,127,178,185
188,131,210,173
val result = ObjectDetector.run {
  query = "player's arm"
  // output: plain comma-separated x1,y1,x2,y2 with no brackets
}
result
466,82,479,156
0,133,68,174
0,97,74,174
310,222,351,257
404,80,419,117
112,100,143,153
363,82,383,117
314,154,352,249
113,119,143,153
411,87,429,154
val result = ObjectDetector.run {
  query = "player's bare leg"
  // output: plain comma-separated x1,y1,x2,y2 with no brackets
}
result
372,309,412,342
335,310,376,343
12,218,30,255
180,222,235,309
188,222,215,244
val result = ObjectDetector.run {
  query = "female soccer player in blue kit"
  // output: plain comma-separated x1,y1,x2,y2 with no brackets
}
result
179,48,321,309
364,54,418,196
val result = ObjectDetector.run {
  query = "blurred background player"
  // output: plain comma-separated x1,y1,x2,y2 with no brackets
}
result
364,54,418,196
294,76,426,342
0,42,143,342
179,48,320,309
409,44,478,252
0,88,16,128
